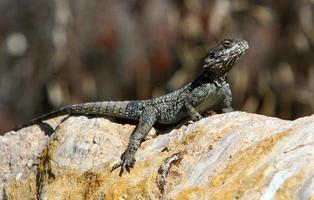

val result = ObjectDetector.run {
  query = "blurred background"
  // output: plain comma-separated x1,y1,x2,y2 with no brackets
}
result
0,0,314,134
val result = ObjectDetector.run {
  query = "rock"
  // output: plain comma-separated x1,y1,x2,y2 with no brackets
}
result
1,112,314,199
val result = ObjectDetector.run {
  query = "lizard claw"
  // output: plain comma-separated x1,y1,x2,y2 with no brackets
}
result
188,120,194,124
111,162,122,172
111,151,136,176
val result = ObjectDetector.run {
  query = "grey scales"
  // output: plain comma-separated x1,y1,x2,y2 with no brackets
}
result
15,39,249,176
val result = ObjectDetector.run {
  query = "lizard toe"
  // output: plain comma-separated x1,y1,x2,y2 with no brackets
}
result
111,151,136,176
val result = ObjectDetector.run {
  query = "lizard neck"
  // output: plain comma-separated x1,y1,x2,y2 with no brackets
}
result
190,69,226,90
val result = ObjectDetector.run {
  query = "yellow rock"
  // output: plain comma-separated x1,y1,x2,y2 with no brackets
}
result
1,112,314,199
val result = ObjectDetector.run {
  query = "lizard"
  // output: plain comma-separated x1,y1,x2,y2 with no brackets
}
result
15,38,249,176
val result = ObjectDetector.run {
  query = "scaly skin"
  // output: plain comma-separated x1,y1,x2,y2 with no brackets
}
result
16,39,249,176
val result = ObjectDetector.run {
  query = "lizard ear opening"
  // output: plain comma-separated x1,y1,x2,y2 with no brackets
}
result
208,51,215,59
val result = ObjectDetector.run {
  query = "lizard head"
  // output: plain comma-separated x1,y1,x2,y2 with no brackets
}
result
203,39,249,76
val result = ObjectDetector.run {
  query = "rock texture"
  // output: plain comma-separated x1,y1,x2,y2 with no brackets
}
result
1,112,314,199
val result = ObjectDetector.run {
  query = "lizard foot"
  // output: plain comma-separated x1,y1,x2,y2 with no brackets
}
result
111,151,136,176
191,113,202,122
188,114,202,124
222,107,234,113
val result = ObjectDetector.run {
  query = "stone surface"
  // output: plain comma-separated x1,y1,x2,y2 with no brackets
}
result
1,112,314,199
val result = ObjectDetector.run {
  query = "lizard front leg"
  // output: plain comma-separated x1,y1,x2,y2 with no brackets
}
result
221,83,234,113
184,100,203,121
112,106,157,176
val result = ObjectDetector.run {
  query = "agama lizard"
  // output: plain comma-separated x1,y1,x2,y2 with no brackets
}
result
15,39,249,176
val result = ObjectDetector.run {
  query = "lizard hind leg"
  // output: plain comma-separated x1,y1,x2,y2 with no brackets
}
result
111,106,157,176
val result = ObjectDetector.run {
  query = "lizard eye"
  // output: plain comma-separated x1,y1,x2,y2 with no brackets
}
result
208,51,215,59
222,39,232,48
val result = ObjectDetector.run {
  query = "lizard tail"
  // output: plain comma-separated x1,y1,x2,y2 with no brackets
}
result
14,106,71,131
14,100,138,131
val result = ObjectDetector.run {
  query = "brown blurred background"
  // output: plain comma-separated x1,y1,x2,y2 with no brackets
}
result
0,0,314,134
